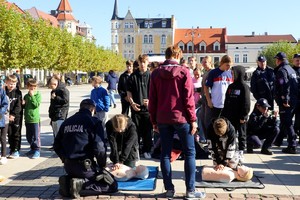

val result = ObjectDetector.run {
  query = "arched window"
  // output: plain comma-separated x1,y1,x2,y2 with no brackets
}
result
144,35,148,44
178,41,185,51
199,41,206,51
149,35,153,43
213,41,220,51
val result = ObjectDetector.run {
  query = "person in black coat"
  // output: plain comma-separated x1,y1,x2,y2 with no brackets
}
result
247,98,279,155
106,114,139,169
292,53,300,142
250,55,275,110
221,65,250,154
117,60,134,116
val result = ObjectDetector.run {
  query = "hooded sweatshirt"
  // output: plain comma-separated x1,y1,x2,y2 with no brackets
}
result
221,65,250,123
107,71,118,90
148,59,196,125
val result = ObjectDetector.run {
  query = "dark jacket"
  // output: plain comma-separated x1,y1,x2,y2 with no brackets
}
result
207,118,237,166
49,84,70,121
117,71,131,100
5,87,22,125
275,61,298,107
127,69,151,113
107,71,118,90
222,65,251,123
293,66,300,101
106,118,139,164
250,66,275,107
53,109,106,168
0,88,9,127
148,59,196,125
247,107,277,135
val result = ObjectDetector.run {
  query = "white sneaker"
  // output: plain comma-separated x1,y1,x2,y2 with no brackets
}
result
143,152,152,159
0,157,8,165
239,150,245,164
186,191,206,199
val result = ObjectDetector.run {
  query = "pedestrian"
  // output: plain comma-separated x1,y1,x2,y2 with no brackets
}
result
53,99,117,198
250,55,275,110
127,54,153,159
149,61,160,73
204,55,233,120
107,70,118,108
192,67,202,109
292,53,300,143
0,82,9,165
90,76,110,140
149,45,205,199
273,52,298,154
188,56,197,77
5,75,23,159
207,117,240,170
23,79,42,159
221,65,251,160
247,98,279,155
106,114,139,168
117,60,133,116
48,77,69,150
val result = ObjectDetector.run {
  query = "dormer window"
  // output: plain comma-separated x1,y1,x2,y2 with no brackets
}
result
199,41,206,51
213,41,220,51
149,21,153,28
130,22,134,28
162,20,166,28
144,21,148,28
125,22,129,29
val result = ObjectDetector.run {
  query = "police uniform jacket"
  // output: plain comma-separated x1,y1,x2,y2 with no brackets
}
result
106,118,139,164
53,108,106,168
275,61,298,107
247,108,277,135
293,66,300,102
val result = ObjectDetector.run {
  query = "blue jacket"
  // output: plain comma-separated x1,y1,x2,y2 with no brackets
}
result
275,61,298,107
0,88,8,127
107,72,118,90
90,86,110,112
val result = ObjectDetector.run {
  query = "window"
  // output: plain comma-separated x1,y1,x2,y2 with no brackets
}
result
187,41,193,52
178,41,185,51
243,54,248,63
124,38,126,44
144,21,148,28
144,35,148,44
149,35,153,43
130,22,134,28
199,41,206,51
149,21,153,28
68,22,71,28
161,35,166,44
214,57,220,64
124,50,127,59
235,54,239,63
115,22,119,29
200,57,204,62
125,22,129,28
213,41,220,51
115,35,118,43
127,35,131,43
132,37,134,43
162,20,166,28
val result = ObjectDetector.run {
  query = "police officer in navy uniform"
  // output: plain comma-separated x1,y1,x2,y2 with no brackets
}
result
292,53,300,142
250,55,275,110
273,52,299,154
54,99,117,198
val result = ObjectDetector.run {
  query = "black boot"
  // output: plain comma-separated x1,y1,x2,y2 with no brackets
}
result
282,146,297,154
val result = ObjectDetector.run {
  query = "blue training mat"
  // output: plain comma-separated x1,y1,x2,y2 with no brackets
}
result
117,166,158,191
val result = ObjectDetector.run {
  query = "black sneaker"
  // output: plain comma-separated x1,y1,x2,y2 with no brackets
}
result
70,178,85,198
165,190,175,199
58,175,71,197
261,149,273,155
282,147,297,154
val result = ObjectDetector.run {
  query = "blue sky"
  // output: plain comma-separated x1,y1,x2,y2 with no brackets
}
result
12,0,300,48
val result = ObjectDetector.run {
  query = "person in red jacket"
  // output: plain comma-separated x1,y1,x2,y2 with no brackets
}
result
149,45,205,199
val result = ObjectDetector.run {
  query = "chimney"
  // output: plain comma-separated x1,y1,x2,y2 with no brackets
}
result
210,26,212,29
252,31,255,36
264,32,268,35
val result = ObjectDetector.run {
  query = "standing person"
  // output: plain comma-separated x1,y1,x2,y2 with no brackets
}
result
117,60,133,116
90,76,110,139
292,53,300,142
188,56,197,77
0,83,9,165
5,75,23,159
247,98,279,155
199,56,213,138
53,99,117,198
48,77,69,150
250,55,275,110
221,65,251,158
192,67,202,108
204,55,233,120
107,70,118,108
23,79,42,159
149,45,205,199
127,54,152,159
106,114,139,168
273,52,298,154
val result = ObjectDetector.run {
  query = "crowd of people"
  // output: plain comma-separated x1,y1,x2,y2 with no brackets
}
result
0,45,299,199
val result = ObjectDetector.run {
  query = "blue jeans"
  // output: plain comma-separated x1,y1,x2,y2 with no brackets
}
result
108,89,116,105
158,123,196,191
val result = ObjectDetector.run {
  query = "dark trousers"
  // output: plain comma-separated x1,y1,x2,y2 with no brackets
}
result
275,106,297,147
131,111,153,153
0,124,8,157
199,99,213,138
294,104,300,136
25,122,41,151
121,99,130,116
231,121,247,151
247,124,279,150
7,123,22,152
211,107,223,120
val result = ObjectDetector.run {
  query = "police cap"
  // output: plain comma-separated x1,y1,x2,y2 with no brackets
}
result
274,52,287,60
257,55,266,62
293,53,300,59
256,98,271,108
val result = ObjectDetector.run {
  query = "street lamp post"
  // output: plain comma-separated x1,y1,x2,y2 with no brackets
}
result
185,26,200,58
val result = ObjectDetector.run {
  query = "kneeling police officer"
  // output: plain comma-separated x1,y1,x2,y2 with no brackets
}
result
54,99,117,198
